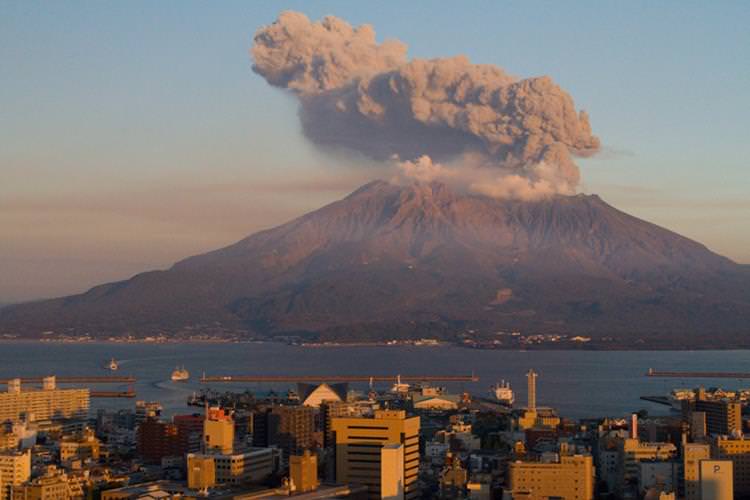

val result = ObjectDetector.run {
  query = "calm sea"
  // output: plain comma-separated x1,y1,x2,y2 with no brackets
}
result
1,342,748,420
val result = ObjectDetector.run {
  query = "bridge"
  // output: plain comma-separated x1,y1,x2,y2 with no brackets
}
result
646,369,750,379
200,374,479,383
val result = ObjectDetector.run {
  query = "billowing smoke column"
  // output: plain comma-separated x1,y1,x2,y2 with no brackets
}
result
252,11,600,199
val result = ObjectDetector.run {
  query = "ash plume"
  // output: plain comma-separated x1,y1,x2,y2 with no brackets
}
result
252,11,600,199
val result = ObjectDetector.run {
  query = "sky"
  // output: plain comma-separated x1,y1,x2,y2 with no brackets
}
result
1,1,749,303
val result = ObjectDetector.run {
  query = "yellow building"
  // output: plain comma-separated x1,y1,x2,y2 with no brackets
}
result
0,379,88,424
380,444,404,500
693,399,741,436
507,454,594,500
203,407,234,454
683,442,710,500
0,451,31,500
11,466,72,500
59,429,100,463
290,450,319,493
0,434,18,452
617,438,677,489
331,410,420,500
212,448,276,485
712,436,750,496
186,454,215,490
515,370,559,431
699,460,733,500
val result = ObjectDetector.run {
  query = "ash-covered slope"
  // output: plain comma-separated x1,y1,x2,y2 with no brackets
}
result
2,180,748,346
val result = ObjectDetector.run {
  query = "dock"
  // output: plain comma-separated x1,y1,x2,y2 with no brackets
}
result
201,374,479,383
646,369,750,379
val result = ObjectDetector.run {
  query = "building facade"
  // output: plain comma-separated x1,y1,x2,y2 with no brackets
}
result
331,410,420,500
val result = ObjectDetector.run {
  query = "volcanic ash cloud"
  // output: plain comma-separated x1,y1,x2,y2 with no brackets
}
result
251,11,600,199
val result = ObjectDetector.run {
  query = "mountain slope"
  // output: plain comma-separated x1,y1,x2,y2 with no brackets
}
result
1,180,748,346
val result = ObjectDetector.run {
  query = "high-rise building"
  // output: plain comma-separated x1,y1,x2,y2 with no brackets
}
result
0,450,31,500
0,379,88,424
507,454,594,500
381,444,405,500
203,408,234,454
692,400,741,437
331,409,420,500
290,450,319,493
320,401,375,449
683,442,710,500
275,406,317,458
712,436,750,496
700,460,733,500
173,414,204,454
136,418,181,463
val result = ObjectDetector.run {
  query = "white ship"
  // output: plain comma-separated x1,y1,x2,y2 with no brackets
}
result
170,366,190,382
107,358,119,371
390,375,410,394
491,380,514,406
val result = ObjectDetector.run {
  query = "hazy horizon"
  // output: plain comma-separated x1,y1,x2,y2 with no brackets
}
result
2,1,749,303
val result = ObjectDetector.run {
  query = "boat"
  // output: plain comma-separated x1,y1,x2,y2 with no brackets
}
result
491,380,514,406
107,358,119,371
390,375,410,394
170,366,190,382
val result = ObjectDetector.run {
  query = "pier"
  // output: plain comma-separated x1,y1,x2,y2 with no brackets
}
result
646,369,750,379
200,374,479,383
0,376,136,384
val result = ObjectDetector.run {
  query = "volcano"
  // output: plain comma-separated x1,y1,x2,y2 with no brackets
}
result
2,180,748,347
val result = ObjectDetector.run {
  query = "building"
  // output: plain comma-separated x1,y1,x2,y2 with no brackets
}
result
204,408,234,454
320,401,375,449
136,418,181,463
290,450,319,493
212,447,276,485
172,414,204,454
507,454,594,500
186,454,215,490
692,399,741,437
412,394,460,411
617,438,677,492
59,428,100,463
683,442,710,500
712,436,750,496
515,370,560,431
700,460,733,500
273,406,317,458
638,460,679,496
298,383,347,408
331,410,420,500
11,466,73,500
0,451,31,500
0,379,88,424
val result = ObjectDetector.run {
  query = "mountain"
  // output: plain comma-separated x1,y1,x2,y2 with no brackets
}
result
1,180,748,347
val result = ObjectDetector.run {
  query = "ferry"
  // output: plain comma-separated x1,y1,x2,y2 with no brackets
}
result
491,380,515,406
107,358,119,371
390,375,410,394
170,366,190,382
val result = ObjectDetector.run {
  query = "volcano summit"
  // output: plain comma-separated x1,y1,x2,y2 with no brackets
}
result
1,180,748,347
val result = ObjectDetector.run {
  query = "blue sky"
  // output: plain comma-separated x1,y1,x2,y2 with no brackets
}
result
1,1,748,302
